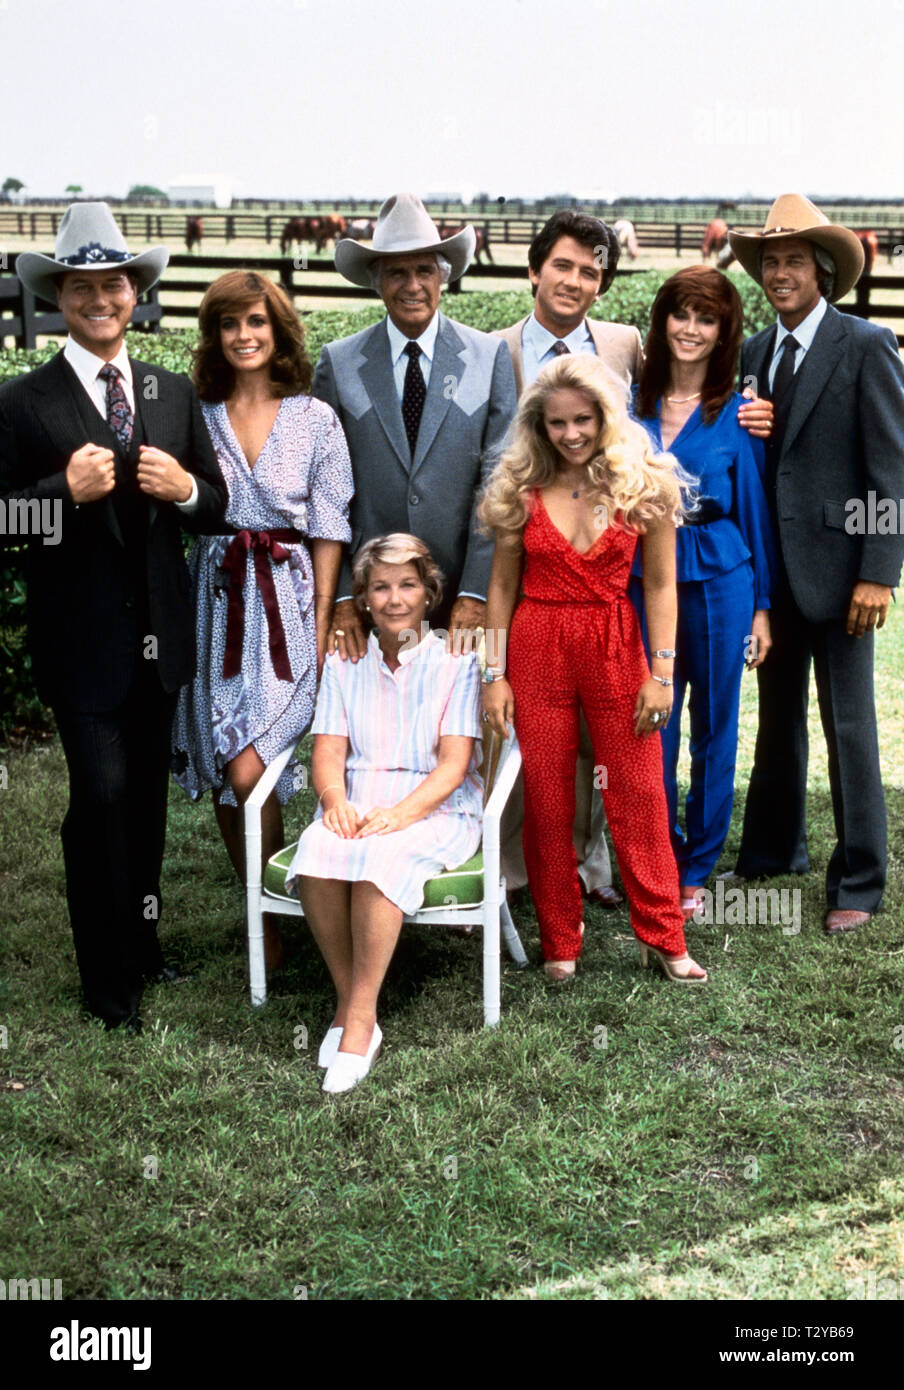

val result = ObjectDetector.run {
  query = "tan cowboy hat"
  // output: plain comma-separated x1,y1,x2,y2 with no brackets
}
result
334,192,475,288
16,201,169,305
728,194,864,301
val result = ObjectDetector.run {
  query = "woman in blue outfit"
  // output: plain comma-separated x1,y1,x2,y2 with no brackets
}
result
632,266,777,916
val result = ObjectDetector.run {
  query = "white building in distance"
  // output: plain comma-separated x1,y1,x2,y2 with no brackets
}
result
167,175,233,208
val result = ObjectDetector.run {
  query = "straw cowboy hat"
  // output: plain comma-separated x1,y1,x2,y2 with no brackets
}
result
334,192,475,288
16,201,169,305
728,194,864,301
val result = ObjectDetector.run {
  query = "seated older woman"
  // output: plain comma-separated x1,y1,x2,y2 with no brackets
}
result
287,534,483,1094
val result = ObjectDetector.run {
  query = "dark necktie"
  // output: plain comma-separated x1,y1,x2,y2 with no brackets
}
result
551,340,570,357
98,363,134,449
402,342,426,455
770,334,799,418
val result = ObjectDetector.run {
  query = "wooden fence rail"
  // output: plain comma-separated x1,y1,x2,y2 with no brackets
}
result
4,208,903,261
2,259,901,350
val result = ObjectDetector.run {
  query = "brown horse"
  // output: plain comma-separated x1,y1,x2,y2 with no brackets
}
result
701,217,729,261
856,230,879,275
185,216,203,253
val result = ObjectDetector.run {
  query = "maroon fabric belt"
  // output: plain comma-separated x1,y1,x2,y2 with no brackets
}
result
220,529,303,682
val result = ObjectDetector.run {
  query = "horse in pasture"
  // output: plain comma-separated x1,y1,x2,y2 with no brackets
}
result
185,216,203,253
856,230,879,275
436,223,493,264
701,218,730,262
340,218,376,241
612,218,639,260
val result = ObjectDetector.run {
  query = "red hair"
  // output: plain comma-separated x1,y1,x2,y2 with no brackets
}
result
636,266,742,425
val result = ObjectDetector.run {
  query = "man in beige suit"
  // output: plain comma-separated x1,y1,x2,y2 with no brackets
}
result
496,211,637,907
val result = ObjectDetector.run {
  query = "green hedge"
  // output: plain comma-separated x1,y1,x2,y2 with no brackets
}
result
0,275,774,734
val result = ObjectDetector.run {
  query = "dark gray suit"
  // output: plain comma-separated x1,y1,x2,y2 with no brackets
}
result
312,312,517,619
736,303,904,909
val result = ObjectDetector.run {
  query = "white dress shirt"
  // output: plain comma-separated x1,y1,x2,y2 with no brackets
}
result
521,311,596,386
385,312,440,400
768,296,828,391
62,335,198,510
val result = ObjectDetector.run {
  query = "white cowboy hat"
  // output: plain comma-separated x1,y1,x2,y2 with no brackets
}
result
334,192,475,288
728,193,864,301
16,201,169,305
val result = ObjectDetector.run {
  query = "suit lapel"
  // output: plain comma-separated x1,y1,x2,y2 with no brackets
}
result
413,314,463,471
780,306,847,457
129,356,160,531
28,352,126,546
358,321,411,474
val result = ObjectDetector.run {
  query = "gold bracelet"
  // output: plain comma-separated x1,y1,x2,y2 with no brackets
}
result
318,782,345,804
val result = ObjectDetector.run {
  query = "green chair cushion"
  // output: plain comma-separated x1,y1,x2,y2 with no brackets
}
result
263,843,485,910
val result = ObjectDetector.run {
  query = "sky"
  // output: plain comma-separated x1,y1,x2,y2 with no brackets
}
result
3,0,902,202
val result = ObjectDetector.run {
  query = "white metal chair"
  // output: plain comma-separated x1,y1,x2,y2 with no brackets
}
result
243,728,527,1026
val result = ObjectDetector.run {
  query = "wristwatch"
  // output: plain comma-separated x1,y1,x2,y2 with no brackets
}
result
482,667,507,684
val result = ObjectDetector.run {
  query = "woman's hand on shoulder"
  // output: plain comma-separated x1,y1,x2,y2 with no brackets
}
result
481,677,514,738
322,798,362,838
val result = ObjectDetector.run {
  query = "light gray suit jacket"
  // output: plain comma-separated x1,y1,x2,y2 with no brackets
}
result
495,315,644,398
741,302,904,622
313,312,517,604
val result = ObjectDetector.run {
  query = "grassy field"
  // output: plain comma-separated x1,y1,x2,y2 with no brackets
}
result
2,601,903,1301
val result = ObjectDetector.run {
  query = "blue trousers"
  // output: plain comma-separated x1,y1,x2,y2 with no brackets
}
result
631,561,754,885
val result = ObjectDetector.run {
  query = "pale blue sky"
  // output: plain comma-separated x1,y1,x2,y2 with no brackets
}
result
4,0,901,200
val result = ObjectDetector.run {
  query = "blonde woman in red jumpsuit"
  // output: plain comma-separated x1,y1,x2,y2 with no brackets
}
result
480,355,707,984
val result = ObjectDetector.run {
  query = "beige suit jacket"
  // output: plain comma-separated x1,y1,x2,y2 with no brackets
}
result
495,314,644,398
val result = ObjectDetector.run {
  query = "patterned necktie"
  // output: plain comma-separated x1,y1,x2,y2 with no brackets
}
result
402,341,426,455
551,340,570,357
98,363,134,449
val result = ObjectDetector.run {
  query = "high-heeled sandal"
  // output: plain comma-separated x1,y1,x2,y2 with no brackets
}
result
543,923,583,981
543,960,576,982
638,942,708,983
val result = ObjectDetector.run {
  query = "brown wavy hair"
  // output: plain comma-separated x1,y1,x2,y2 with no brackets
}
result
193,271,312,401
478,355,685,536
636,266,742,425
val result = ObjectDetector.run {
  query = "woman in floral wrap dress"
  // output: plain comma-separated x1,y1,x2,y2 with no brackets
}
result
172,273,353,960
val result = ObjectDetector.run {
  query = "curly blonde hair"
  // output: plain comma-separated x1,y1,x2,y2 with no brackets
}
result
478,355,686,535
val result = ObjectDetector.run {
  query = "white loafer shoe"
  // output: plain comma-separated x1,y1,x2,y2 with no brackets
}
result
317,1026,343,1069
322,1024,383,1095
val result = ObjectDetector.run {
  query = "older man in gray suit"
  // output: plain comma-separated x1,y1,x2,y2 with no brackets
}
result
727,195,904,934
312,193,517,658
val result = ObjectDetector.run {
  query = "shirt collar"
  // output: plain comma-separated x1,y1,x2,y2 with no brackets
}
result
63,335,133,392
370,626,443,668
385,311,440,368
774,296,827,355
522,310,593,356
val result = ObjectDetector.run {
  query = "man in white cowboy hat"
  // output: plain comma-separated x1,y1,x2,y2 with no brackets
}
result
0,202,227,1029
725,193,904,934
311,192,517,655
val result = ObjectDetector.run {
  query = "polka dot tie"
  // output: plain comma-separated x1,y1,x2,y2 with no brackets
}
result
98,363,134,449
402,341,426,455
551,340,570,357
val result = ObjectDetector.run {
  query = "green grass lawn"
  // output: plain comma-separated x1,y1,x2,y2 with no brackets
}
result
3,604,904,1301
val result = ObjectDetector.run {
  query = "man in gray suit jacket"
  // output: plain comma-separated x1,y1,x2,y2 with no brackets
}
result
312,193,517,658
727,195,904,934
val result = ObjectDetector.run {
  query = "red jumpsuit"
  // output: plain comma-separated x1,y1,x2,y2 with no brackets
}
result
507,493,687,962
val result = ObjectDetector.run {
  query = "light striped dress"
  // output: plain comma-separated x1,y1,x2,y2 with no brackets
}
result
286,631,483,913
